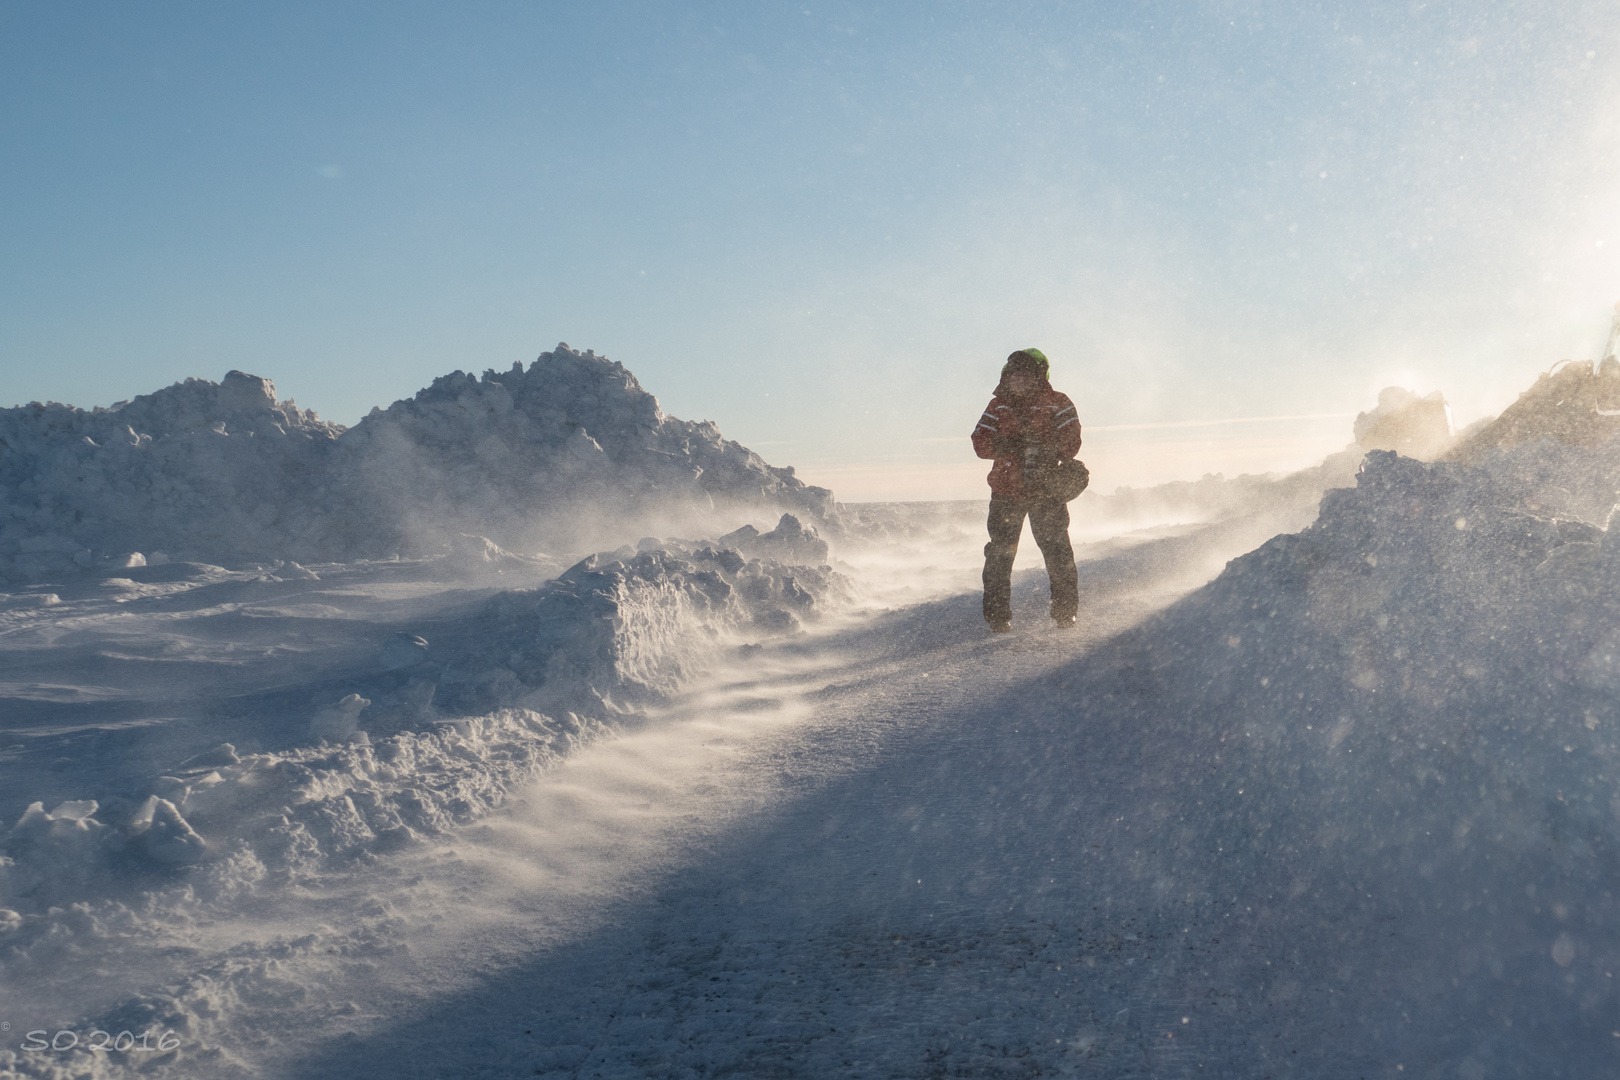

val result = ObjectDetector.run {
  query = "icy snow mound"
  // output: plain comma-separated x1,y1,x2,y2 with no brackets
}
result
0,711,588,912
1115,445,1620,789
328,345,833,558
0,525,844,1072
1452,358,1620,464
1352,385,1454,459
715,512,831,565
433,519,843,717
0,371,343,578
1052,447,1620,1069
1447,356,1620,523
0,346,834,579
1149,448,1616,703
0,708,603,1080
0,525,847,1079
428,532,565,581
0,524,843,916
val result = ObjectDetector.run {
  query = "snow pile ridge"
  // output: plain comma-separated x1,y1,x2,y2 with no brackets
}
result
1054,444,1620,1067
439,529,844,716
1353,386,1453,459
1163,447,1614,707
1451,359,1620,461
0,533,845,916
332,345,833,558
0,372,343,577
0,346,835,579
0,523,847,1072
917,429,1620,1070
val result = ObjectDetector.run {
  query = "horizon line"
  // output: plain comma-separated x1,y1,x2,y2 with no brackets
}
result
914,411,1359,441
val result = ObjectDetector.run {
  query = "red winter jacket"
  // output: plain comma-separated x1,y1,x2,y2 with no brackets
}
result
970,381,1082,501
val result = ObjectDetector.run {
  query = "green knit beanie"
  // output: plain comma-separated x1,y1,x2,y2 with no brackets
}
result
1000,347,1050,382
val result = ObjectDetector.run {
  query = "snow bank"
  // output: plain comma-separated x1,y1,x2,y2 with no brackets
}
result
2,709,597,909
1353,386,1454,458
433,519,844,717
1453,358,1620,464
0,518,844,1073
1144,445,1620,708
0,484,849,1077
0,346,834,579
329,346,833,558
0,371,343,577
1449,359,1620,521
1055,439,1620,1068
0,521,842,914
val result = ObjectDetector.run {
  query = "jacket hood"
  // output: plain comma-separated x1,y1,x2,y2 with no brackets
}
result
1000,347,1050,381
996,347,1052,397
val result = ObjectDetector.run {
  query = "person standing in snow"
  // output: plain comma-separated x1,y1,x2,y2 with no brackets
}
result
971,348,1082,631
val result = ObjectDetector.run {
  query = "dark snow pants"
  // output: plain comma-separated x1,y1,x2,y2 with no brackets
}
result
983,498,1079,623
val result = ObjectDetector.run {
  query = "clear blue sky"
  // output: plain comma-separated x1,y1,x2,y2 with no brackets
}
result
3,1,1618,498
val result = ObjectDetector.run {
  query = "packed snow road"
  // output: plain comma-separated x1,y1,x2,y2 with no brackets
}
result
260,563,1192,1079
251,514,1316,1080
284,593,1195,1079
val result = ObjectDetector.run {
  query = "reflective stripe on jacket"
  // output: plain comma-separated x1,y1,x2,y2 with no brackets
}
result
970,384,1082,500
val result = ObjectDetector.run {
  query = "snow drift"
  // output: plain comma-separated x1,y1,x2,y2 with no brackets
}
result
0,345,833,579
1045,428,1620,1072
327,347,833,559
0,521,843,913
0,370,343,577
0,506,846,1073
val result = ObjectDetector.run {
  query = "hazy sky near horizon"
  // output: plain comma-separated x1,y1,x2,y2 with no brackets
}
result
4,1,1620,499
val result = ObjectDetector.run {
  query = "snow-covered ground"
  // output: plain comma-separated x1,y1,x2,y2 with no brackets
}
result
9,355,1620,1078
0,492,1292,1080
